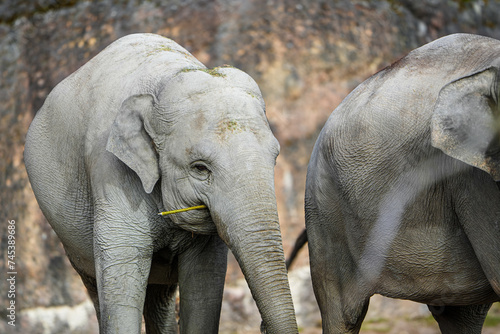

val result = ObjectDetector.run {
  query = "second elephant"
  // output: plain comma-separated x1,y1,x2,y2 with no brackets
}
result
306,33,500,333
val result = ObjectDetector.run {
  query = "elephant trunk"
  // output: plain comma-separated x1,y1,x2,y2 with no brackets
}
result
212,181,298,334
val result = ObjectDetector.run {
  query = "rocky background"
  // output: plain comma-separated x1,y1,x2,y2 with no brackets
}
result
2,0,500,333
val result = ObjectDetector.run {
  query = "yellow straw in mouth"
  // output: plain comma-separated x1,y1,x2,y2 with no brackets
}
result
158,205,207,216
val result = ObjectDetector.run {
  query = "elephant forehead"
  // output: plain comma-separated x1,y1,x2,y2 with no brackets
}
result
169,88,266,126
215,119,249,141
192,111,269,143
190,86,263,110
210,95,269,139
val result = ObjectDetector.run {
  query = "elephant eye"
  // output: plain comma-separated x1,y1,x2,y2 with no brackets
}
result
190,161,211,181
194,164,209,172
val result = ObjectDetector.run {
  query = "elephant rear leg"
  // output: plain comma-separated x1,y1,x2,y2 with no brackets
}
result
144,284,179,334
308,231,370,333
311,270,370,333
307,204,370,332
427,304,491,334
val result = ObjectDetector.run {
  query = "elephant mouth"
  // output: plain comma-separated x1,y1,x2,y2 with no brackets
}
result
158,204,217,235
158,204,208,216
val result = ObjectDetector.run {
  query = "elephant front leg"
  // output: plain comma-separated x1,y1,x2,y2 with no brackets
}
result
177,235,228,334
428,304,492,334
94,219,153,334
452,171,500,297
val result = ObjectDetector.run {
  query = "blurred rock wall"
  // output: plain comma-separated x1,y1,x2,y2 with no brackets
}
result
1,0,500,333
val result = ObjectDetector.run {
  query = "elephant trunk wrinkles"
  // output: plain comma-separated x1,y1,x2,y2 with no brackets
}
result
213,183,298,334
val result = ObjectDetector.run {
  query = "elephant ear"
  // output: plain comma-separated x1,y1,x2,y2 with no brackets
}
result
106,94,160,193
431,67,500,180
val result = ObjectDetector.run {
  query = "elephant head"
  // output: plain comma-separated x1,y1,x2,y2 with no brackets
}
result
431,66,500,180
106,65,298,333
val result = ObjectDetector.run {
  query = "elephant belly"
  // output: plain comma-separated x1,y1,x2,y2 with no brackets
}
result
375,226,499,305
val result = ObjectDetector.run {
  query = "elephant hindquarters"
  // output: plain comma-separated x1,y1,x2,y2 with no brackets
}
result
25,110,96,275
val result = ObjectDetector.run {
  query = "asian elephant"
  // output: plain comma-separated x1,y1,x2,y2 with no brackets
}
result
305,33,500,333
24,33,298,334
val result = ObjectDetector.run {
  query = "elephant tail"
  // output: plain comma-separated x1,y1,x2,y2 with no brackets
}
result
285,228,308,270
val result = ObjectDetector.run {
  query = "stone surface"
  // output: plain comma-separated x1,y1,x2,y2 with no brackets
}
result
1,0,500,333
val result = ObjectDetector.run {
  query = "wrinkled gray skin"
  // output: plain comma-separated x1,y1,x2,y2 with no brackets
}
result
305,33,500,334
24,33,298,334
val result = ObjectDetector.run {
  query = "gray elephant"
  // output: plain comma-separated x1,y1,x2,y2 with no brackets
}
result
305,33,500,333
24,33,298,334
